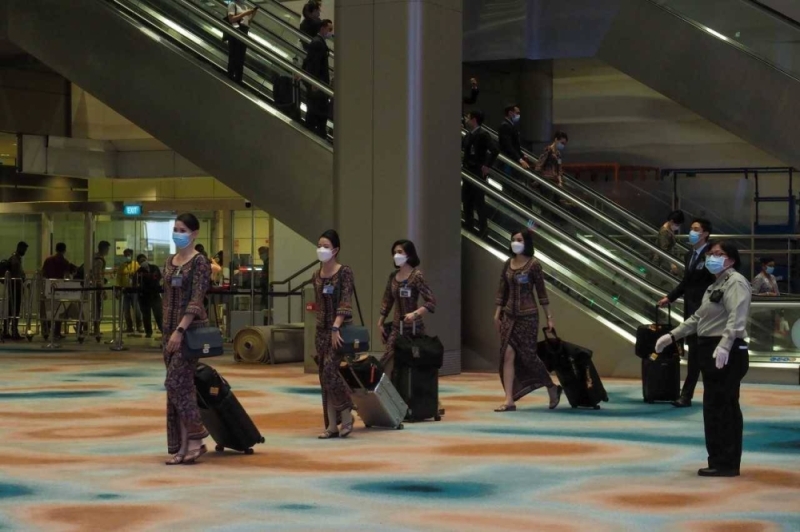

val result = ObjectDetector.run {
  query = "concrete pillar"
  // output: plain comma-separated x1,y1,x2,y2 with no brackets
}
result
518,59,553,149
334,0,463,374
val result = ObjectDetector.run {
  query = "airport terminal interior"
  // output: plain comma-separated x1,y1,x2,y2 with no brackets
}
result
1,0,800,530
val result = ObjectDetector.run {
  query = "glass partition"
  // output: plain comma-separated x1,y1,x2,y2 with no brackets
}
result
748,299,800,364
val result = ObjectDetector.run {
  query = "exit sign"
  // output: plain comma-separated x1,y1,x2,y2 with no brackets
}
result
123,205,142,216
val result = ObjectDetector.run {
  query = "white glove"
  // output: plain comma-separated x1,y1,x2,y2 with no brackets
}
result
655,334,673,354
713,345,730,369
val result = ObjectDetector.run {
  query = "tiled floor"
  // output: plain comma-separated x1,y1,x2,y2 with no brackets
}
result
0,344,798,531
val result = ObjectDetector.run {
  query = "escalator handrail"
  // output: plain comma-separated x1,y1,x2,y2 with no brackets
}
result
468,136,685,270
477,124,674,243
462,171,669,299
173,0,334,96
645,0,800,84
489,169,680,285
256,0,301,25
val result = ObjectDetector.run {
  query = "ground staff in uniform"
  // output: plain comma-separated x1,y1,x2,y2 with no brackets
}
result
656,240,751,477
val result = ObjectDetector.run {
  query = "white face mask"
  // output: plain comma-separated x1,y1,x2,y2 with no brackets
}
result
511,241,525,255
394,253,408,267
316,247,334,263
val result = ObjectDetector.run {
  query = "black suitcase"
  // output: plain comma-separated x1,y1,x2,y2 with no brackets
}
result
642,351,682,403
195,363,265,454
549,335,608,409
272,74,301,120
394,365,440,422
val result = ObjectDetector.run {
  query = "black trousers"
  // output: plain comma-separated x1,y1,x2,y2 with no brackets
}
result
680,334,701,400
306,90,329,138
462,180,487,235
4,286,21,336
227,34,248,83
139,293,163,336
697,336,749,471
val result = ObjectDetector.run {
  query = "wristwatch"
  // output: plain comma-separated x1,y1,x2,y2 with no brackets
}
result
176,326,185,334
331,326,340,332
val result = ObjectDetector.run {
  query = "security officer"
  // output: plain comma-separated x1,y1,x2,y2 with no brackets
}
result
656,240,751,477
658,217,715,407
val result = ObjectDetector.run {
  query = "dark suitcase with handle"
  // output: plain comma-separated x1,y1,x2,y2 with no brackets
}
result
273,74,301,120
636,305,680,359
545,329,609,409
393,321,443,422
195,363,265,454
642,351,682,403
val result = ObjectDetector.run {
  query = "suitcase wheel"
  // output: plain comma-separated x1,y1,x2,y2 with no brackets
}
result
365,424,372,429
245,448,254,455
434,415,441,422
571,404,577,409
215,445,225,453
593,405,601,410
260,437,265,444
396,424,404,430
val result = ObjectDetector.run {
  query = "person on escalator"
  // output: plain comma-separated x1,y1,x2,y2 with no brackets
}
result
462,110,499,237
300,3,321,51
534,131,568,205
658,217,715,408
226,0,259,84
303,19,333,139
498,104,535,208
654,210,685,276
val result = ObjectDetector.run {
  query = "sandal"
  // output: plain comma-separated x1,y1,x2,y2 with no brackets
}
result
549,385,563,410
165,453,185,465
339,421,354,438
494,404,517,412
318,430,340,439
183,444,207,464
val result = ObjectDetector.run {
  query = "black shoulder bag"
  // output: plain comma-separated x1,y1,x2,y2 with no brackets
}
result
179,255,224,360
334,269,370,356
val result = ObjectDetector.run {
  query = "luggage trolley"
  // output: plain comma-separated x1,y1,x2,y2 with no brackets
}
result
42,278,88,346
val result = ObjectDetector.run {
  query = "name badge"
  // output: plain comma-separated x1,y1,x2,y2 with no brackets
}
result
400,288,412,298
170,275,183,288
515,274,529,284
557,158,562,165
322,284,335,295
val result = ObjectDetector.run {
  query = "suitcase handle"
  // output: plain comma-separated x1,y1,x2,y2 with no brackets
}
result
399,319,417,337
542,327,559,343
655,303,671,326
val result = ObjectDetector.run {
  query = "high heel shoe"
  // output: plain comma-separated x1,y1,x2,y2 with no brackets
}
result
339,421,354,438
165,453,185,465
318,430,340,439
183,444,207,464
549,385,563,410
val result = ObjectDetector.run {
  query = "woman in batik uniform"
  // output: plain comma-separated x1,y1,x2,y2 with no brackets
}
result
162,213,211,464
313,229,356,439
493,229,562,412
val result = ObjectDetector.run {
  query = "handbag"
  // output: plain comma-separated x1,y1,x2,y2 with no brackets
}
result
635,304,679,359
394,320,444,369
179,255,224,360
335,276,370,356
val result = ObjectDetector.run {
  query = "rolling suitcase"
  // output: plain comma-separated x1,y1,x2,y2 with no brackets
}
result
548,330,608,409
339,354,407,430
642,350,682,403
393,321,443,422
272,74,301,120
195,363,265,454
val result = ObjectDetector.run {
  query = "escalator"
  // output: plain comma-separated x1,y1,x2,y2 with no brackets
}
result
8,0,687,351
5,0,334,241
598,0,800,169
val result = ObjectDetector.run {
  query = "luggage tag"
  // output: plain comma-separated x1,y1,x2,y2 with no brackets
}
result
170,275,183,288
323,283,335,295
515,273,529,284
649,353,659,361
399,287,412,298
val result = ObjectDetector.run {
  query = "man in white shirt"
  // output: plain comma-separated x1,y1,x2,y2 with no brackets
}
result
227,0,258,83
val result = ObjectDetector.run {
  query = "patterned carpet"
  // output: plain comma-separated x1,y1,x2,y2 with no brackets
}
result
0,345,799,532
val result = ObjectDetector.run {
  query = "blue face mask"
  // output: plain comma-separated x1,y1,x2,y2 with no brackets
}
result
705,255,728,275
688,230,702,245
766,266,775,275
172,232,192,250
556,142,565,150
512,114,520,124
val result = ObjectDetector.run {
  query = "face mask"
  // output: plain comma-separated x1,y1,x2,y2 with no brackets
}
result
705,255,728,275
556,142,565,150
671,224,681,233
511,241,525,255
688,231,702,245
125,256,132,262
259,254,268,262
512,114,520,124
766,266,775,275
172,232,192,250
317,247,334,263
393,253,408,267
139,261,148,269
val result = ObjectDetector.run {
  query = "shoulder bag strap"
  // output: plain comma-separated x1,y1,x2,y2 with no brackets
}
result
334,268,364,326
180,255,200,313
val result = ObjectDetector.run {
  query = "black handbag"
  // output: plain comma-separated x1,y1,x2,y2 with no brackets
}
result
335,277,370,356
180,255,224,360
394,320,444,369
